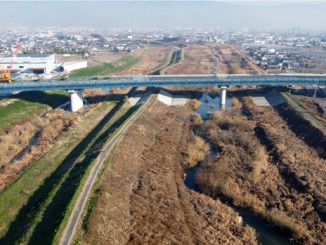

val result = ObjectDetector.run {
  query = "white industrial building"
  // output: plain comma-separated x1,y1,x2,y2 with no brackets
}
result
61,61,87,72
0,54,55,74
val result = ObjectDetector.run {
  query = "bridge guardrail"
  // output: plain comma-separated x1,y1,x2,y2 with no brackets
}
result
1,75,326,93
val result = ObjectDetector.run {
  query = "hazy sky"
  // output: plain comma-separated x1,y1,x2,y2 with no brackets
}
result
1,1,326,30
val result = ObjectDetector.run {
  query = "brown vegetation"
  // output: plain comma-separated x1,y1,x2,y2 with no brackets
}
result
195,107,326,244
79,101,257,245
186,135,210,168
188,98,201,111
276,102,326,158
213,44,265,74
294,95,326,120
115,45,175,75
189,113,203,127
0,108,83,191
242,96,326,221
165,44,216,74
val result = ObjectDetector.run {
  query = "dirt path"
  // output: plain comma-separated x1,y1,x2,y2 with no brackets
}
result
282,92,326,132
79,101,256,245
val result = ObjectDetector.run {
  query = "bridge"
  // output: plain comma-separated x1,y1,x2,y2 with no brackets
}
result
1,74,325,111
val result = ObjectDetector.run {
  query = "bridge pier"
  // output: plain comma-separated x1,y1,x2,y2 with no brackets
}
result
220,86,227,109
68,90,84,112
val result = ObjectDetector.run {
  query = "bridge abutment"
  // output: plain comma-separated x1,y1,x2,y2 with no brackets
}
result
68,90,84,112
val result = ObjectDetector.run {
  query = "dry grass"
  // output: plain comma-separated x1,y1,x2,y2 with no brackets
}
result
79,101,257,245
83,89,105,97
266,209,310,240
237,96,325,244
213,44,265,74
242,96,326,218
189,113,203,127
186,135,210,168
165,44,216,74
294,94,326,121
188,99,201,111
0,108,81,190
231,97,242,109
114,45,175,75
195,104,325,244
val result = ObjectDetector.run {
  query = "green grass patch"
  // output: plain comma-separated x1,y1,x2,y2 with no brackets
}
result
75,146,117,244
0,91,69,130
70,55,140,77
52,104,141,244
0,99,141,244
0,102,114,241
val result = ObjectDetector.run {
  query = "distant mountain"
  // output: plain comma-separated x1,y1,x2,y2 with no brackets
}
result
2,1,326,29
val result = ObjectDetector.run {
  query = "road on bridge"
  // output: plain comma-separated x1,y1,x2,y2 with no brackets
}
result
60,93,155,245
1,74,326,93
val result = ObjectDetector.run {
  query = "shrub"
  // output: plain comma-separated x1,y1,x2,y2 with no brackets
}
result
266,209,310,240
188,99,201,111
189,113,203,127
196,160,238,198
242,226,258,245
231,97,241,109
186,136,210,168
227,65,239,74
249,147,268,184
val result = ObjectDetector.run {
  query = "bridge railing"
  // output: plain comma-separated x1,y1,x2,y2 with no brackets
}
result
0,74,325,93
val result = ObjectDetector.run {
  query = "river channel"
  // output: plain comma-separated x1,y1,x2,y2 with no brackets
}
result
185,93,291,245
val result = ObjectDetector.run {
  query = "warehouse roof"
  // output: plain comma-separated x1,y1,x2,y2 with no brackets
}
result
3,54,54,58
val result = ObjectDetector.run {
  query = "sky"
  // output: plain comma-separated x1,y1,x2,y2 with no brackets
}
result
0,1,326,30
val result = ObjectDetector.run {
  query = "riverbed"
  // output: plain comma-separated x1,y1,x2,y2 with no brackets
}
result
187,93,291,245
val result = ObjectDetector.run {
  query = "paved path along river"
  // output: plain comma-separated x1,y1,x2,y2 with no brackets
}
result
60,93,155,245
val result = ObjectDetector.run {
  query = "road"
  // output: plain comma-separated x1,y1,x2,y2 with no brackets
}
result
1,74,326,93
60,93,155,245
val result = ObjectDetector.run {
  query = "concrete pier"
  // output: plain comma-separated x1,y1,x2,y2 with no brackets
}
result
220,86,227,106
68,90,84,112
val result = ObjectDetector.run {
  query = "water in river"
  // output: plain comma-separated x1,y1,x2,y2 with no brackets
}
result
184,166,291,245
187,94,291,245
196,92,232,120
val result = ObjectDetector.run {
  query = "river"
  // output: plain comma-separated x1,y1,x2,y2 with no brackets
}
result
186,93,291,245
196,92,232,119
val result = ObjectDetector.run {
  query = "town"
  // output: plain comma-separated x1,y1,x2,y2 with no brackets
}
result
1,28,326,78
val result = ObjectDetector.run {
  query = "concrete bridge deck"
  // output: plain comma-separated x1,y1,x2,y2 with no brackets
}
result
0,74,325,93
1,74,325,112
